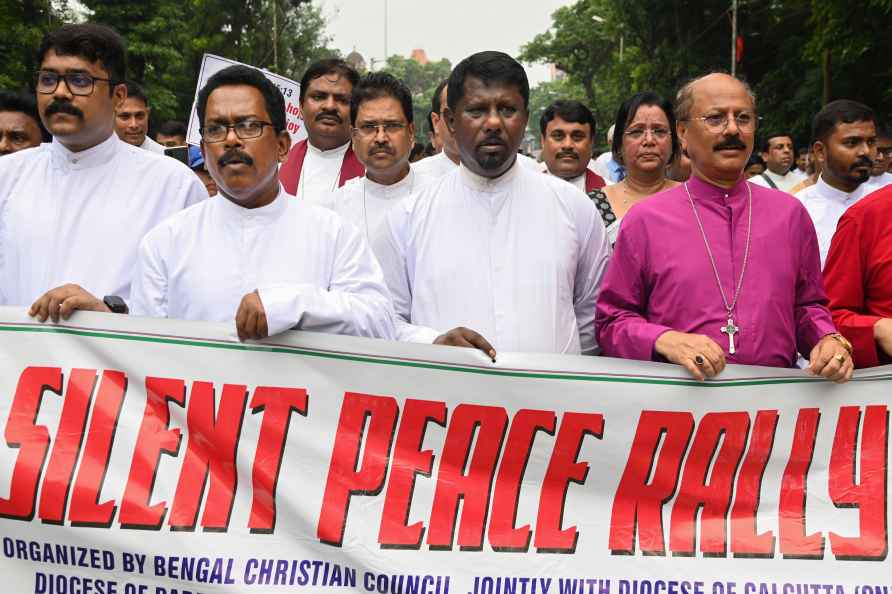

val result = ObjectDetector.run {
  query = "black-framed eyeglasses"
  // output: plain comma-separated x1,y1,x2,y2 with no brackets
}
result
35,71,114,96
201,121,275,143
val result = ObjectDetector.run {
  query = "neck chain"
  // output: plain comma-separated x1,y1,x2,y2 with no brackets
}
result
621,176,668,206
362,171,413,238
683,180,753,354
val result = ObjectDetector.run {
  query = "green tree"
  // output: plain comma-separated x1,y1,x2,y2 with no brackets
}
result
381,55,452,144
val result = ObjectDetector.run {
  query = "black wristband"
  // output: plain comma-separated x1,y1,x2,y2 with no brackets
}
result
103,295,129,314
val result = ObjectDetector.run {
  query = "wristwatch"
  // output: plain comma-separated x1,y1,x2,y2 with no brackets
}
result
828,333,853,355
103,295,129,314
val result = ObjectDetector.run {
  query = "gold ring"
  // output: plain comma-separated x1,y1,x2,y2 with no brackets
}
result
834,353,846,363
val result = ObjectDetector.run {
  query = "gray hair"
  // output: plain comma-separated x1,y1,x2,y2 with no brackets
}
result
675,73,757,121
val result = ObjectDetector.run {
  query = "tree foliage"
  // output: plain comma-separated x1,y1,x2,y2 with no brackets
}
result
0,0,336,129
381,55,452,144
521,0,892,148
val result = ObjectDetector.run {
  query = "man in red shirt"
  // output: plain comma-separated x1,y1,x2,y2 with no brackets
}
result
823,184,892,367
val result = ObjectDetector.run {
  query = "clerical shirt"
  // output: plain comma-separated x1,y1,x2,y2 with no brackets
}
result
796,175,875,266
139,135,166,154
298,141,351,203
411,151,458,179
0,134,206,306
319,169,435,252
750,168,806,193
374,160,611,354
596,175,836,367
411,151,542,180
130,186,395,339
865,172,892,193
823,186,892,368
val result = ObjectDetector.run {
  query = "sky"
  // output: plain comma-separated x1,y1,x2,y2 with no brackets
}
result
317,0,575,86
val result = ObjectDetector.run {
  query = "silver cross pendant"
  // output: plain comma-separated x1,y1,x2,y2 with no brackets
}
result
721,318,739,354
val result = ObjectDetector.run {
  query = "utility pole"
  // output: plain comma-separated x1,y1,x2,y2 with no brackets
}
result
384,0,389,62
272,0,278,71
730,0,738,76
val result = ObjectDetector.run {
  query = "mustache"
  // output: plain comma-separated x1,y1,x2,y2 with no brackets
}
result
556,150,579,160
713,137,747,151
479,134,506,147
370,145,394,155
44,100,84,120
851,157,873,170
218,149,254,168
316,111,342,123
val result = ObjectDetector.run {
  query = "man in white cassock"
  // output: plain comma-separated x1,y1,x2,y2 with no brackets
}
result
320,72,435,252
373,51,611,358
120,65,394,341
796,100,878,266
6,24,205,318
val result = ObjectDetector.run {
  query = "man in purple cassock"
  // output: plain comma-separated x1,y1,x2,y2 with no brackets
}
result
595,73,853,382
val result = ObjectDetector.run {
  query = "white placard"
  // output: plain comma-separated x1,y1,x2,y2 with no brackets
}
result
186,53,306,147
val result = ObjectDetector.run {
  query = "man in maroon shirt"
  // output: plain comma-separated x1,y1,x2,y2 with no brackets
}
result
823,185,892,368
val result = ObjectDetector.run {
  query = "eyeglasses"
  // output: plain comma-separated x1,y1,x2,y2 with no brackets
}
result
684,112,760,133
354,122,407,138
624,127,671,141
35,71,114,96
201,121,274,143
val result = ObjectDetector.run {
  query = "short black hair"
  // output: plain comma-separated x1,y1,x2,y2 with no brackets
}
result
539,100,596,137
157,120,186,137
197,65,286,134
0,90,51,141
431,78,448,115
812,99,876,143
612,91,678,163
426,111,434,133
759,132,793,153
299,58,358,104
447,51,529,112
124,81,148,107
349,71,413,125
746,154,766,168
37,23,127,87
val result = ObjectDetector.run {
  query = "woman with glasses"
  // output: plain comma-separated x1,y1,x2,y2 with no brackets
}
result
589,92,679,245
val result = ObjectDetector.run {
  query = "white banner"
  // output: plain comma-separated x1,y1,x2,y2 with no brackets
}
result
186,53,307,147
1,307,891,594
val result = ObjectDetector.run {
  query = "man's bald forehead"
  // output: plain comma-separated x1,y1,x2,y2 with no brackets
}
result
676,72,756,120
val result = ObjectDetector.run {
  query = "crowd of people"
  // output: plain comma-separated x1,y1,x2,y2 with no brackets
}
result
2,22,891,383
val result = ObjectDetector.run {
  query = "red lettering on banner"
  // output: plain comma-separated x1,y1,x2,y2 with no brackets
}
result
38,369,98,524
609,411,695,555
428,404,508,550
247,386,308,533
669,412,750,556
489,409,556,552
379,398,447,548
427,404,508,550
318,392,398,545
119,377,186,529
169,381,249,531
68,371,127,527
779,407,824,558
730,410,779,557
535,412,603,553
0,366,62,520
828,405,888,560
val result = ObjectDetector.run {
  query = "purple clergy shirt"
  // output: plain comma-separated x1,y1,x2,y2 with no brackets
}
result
595,175,836,368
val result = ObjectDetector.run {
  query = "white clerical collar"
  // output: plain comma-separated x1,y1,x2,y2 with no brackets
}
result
307,140,350,159
458,158,520,193
217,184,289,222
814,175,869,204
764,168,792,182
364,169,414,198
566,172,586,191
50,132,119,171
